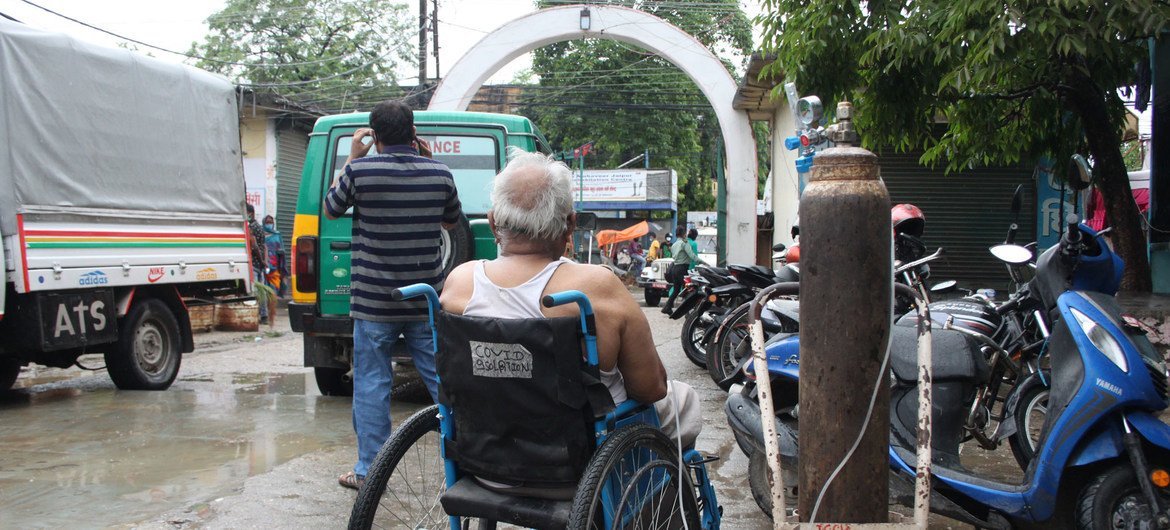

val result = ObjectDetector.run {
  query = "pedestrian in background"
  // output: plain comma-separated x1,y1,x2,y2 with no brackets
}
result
323,100,463,491
246,204,268,324
646,231,661,262
661,225,697,314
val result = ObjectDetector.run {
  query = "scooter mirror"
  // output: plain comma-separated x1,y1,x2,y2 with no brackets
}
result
574,212,598,231
772,243,786,252
990,244,1033,264
1068,154,1092,191
930,280,958,293
1010,184,1023,217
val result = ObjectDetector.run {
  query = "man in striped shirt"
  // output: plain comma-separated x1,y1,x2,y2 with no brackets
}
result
324,100,463,490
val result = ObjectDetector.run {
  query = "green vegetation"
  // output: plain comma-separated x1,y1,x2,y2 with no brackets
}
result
760,0,1168,291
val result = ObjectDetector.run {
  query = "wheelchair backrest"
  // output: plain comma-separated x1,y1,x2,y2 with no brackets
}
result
436,311,616,489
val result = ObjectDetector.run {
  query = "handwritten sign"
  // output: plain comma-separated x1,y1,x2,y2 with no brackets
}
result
470,341,534,379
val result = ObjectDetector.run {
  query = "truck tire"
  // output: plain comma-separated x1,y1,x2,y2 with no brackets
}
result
105,299,181,390
440,216,475,277
314,366,353,396
0,360,19,392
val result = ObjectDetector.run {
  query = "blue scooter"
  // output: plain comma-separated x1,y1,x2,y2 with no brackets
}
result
727,215,1170,528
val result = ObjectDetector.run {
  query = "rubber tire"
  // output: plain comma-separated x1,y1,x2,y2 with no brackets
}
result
349,405,465,529
314,366,353,396
1076,463,1169,529
680,308,708,368
708,303,752,391
1008,384,1049,470
567,423,700,529
748,450,774,519
391,375,432,404
441,216,475,277
0,360,19,391
105,299,181,390
644,288,662,308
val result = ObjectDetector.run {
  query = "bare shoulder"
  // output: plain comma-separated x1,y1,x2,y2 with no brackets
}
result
554,262,625,296
440,260,478,311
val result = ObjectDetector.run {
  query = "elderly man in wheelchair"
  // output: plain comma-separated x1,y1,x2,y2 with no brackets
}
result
347,151,720,529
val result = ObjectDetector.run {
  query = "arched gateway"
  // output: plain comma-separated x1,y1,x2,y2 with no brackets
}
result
428,4,758,264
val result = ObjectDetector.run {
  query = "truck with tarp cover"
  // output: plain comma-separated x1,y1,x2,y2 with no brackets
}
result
0,19,251,391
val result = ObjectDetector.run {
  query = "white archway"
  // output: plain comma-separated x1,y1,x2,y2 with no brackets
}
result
428,4,758,264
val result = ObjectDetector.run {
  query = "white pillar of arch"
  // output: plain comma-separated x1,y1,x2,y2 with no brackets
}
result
428,4,758,264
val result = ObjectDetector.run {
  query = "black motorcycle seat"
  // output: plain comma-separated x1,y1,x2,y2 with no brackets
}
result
888,324,987,383
747,265,776,277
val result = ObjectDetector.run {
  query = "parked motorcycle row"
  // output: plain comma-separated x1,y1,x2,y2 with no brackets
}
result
666,164,1170,528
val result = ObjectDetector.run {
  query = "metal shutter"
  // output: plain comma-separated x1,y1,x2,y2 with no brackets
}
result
878,152,1036,290
275,127,309,259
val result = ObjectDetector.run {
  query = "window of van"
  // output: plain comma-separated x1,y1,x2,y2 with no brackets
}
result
328,133,500,216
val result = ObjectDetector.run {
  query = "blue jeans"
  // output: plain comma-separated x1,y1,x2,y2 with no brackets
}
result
351,319,440,477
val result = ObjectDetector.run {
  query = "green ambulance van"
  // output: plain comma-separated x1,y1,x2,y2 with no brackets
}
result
288,110,552,395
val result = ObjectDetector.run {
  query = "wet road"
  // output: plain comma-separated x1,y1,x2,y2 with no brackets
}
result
0,295,1028,529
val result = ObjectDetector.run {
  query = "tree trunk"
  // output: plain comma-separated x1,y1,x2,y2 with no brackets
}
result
1064,71,1152,292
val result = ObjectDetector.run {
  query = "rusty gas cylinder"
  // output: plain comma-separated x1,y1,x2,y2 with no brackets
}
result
797,101,892,523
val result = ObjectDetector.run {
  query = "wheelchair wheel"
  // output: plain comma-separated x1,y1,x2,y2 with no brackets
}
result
568,423,701,529
349,404,455,530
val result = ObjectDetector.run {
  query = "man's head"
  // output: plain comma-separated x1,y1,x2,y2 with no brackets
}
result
675,225,687,239
648,231,656,241
246,204,255,221
687,228,698,240
370,100,415,147
489,149,575,254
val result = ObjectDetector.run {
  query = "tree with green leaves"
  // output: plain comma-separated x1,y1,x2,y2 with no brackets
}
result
189,0,416,114
522,0,758,216
760,0,1167,291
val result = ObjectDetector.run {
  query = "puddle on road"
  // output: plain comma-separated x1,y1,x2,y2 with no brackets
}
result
0,371,429,528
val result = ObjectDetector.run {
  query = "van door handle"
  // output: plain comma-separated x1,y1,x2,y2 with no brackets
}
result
330,242,351,250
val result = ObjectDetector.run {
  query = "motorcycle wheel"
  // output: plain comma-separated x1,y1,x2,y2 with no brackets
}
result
1077,463,1170,529
1008,384,1049,470
708,303,753,391
680,308,708,368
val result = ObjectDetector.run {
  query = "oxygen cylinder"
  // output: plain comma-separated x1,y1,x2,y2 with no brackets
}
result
797,102,892,522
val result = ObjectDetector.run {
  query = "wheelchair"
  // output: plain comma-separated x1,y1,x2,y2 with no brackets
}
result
348,284,722,530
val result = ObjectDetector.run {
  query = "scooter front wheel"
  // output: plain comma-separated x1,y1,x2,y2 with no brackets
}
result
1077,462,1170,529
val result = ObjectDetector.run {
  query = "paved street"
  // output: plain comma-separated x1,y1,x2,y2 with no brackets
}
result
1,296,780,529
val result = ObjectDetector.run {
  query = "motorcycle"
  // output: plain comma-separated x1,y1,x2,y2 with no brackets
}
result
706,227,944,391
727,207,1170,527
668,264,763,368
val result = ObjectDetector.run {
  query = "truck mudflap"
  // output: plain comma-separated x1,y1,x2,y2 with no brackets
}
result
0,289,116,353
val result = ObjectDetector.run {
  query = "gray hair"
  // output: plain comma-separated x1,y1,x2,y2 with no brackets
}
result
490,148,575,241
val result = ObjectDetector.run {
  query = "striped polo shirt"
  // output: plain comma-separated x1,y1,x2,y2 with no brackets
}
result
325,144,463,322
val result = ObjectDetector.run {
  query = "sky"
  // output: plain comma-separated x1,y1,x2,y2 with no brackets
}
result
0,0,765,84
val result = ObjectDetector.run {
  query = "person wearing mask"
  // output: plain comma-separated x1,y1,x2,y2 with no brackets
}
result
660,226,697,314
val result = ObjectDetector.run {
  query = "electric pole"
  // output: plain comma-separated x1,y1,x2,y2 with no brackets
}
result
432,0,440,79
418,0,428,84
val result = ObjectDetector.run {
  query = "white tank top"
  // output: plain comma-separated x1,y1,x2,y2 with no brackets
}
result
463,259,628,404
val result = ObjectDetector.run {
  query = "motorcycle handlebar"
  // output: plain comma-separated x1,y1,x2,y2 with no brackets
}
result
1006,222,1018,245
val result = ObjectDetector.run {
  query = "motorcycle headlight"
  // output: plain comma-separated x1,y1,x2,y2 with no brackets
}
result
1070,307,1128,373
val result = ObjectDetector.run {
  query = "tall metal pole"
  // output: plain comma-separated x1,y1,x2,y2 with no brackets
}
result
797,101,891,523
418,0,428,84
431,0,440,78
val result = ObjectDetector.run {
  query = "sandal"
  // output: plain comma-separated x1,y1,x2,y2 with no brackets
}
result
338,471,365,490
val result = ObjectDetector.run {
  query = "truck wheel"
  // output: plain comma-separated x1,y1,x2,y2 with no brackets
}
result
644,288,662,307
314,366,353,396
440,216,475,277
105,299,181,390
0,360,19,391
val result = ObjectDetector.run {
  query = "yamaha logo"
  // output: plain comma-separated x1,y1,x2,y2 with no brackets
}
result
78,271,109,286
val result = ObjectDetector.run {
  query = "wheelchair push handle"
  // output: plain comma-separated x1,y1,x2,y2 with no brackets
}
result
390,284,440,310
542,290,599,361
